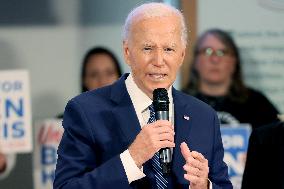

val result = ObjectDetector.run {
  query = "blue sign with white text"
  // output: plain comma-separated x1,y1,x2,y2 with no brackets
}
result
220,124,251,189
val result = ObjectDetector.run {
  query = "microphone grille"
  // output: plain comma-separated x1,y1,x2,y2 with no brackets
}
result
153,88,169,111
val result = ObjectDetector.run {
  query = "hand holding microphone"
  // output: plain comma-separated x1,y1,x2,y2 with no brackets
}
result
153,88,173,174
128,88,174,171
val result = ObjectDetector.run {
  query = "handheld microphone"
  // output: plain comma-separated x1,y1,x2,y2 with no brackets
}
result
153,88,172,175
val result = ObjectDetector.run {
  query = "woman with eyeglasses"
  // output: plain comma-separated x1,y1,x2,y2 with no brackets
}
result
182,29,279,130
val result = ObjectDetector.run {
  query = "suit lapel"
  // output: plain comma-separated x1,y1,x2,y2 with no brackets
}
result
173,88,192,146
110,74,141,144
172,88,193,185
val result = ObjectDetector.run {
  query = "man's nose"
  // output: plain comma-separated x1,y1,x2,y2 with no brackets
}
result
153,49,165,66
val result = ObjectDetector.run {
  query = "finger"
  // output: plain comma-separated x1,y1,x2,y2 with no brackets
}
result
158,133,175,142
186,155,203,170
191,151,207,163
184,174,199,185
156,126,175,136
186,156,209,176
158,140,175,150
147,121,174,134
152,120,173,128
183,164,200,177
180,142,191,159
184,174,208,186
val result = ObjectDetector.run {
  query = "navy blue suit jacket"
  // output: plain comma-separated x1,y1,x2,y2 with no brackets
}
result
54,74,232,189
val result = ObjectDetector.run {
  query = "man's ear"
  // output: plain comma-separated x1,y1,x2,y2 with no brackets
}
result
179,47,186,67
123,40,131,66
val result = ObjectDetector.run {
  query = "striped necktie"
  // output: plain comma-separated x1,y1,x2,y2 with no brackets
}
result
148,104,168,189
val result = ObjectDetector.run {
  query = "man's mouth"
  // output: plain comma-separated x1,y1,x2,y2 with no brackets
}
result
148,73,167,80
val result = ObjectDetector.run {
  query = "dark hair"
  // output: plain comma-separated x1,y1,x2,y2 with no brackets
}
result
183,29,248,102
81,47,122,92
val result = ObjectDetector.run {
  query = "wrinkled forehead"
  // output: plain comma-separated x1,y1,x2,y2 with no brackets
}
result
130,15,181,37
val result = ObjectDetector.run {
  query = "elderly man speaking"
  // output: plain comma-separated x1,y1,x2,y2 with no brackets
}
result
54,3,232,189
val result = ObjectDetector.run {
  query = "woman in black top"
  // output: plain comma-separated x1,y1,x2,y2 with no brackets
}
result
182,29,279,129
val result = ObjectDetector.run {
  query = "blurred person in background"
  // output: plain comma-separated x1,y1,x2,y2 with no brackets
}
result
80,47,122,92
0,152,16,179
241,121,284,189
58,47,122,118
0,153,6,174
182,29,279,130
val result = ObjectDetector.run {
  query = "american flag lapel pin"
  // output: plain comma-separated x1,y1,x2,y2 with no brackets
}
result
183,115,190,120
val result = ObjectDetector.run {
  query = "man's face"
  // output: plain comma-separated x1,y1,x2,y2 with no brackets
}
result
123,15,185,98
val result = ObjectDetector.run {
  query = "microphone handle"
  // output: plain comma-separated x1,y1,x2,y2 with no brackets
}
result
155,111,169,120
155,111,172,175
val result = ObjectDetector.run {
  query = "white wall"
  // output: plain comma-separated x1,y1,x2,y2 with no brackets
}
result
0,0,166,120
0,0,82,121
0,26,81,120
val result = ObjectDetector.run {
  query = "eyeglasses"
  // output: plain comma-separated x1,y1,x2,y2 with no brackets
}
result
197,47,230,57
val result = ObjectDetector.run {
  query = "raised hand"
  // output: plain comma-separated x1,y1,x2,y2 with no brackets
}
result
180,142,209,189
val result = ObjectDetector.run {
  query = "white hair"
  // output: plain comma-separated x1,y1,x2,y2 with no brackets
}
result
123,2,188,47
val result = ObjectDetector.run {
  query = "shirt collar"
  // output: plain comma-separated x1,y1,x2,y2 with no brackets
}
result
125,73,173,114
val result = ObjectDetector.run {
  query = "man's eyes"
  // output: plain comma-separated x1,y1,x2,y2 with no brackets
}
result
143,47,152,51
143,47,175,52
164,47,175,52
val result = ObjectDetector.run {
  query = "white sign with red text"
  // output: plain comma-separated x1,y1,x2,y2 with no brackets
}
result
33,119,64,189
0,70,32,153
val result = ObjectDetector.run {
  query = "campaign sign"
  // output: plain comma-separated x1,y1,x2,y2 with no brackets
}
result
220,124,251,189
0,70,32,153
34,119,63,189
